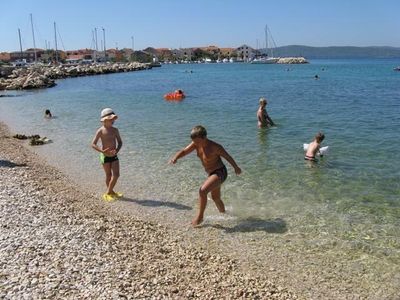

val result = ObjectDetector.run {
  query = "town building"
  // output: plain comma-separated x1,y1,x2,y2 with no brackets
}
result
65,49,94,63
171,48,193,61
235,44,256,61
9,48,45,62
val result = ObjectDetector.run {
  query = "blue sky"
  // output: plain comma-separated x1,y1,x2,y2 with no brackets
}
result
1,0,399,52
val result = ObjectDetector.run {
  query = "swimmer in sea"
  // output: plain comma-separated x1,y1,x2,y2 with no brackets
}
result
44,109,52,118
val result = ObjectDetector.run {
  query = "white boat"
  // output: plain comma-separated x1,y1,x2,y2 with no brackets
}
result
250,24,279,64
394,66,400,71
229,57,235,63
222,58,229,63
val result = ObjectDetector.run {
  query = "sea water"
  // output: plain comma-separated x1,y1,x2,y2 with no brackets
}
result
1,59,399,262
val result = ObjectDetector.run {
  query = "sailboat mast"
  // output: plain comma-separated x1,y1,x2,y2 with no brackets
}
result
30,13,37,63
18,28,23,59
95,28,99,51
256,39,259,56
102,27,106,60
54,22,58,63
265,25,268,57
269,27,274,58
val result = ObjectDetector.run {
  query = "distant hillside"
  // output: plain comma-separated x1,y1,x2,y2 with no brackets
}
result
271,45,400,58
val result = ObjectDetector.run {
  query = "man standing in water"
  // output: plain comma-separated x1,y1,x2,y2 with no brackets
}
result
170,126,241,226
257,97,275,128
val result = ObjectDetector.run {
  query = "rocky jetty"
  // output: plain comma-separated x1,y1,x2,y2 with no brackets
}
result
277,57,308,64
0,62,151,91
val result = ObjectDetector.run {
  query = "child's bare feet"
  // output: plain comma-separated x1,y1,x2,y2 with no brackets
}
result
191,216,203,227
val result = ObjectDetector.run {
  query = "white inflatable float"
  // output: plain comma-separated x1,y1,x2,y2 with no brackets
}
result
303,144,329,156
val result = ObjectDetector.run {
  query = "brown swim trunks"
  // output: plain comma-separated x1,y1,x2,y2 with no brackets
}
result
209,165,228,183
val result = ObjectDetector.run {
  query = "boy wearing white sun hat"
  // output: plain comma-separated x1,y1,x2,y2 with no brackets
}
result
91,108,123,201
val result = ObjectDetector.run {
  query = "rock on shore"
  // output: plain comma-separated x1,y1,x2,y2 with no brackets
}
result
277,57,308,64
0,123,297,299
0,62,151,91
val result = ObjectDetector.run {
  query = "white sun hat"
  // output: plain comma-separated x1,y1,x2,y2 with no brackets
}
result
100,108,118,121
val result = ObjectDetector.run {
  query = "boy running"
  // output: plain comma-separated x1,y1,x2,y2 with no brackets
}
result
170,125,241,226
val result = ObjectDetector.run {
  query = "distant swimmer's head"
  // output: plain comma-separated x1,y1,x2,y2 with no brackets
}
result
100,107,118,123
315,132,325,143
44,109,52,118
190,125,207,141
259,97,267,107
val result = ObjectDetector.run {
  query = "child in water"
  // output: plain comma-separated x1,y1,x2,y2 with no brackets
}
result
91,108,123,201
305,132,325,162
44,109,52,118
257,97,275,128
170,125,241,226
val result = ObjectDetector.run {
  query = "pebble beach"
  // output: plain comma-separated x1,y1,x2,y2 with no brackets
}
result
0,122,297,299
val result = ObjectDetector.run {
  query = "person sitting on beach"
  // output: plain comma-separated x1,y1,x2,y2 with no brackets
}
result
91,108,123,201
44,109,52,118
170,125,242,226
305,132,325,162
257,97,275,128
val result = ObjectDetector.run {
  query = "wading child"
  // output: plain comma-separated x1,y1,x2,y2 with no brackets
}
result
305,132,325,162
91,108,123,201
257,97,275,128
170,125,241,226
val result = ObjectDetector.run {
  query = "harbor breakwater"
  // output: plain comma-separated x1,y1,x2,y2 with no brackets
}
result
0,62,151,91
276,57,308,64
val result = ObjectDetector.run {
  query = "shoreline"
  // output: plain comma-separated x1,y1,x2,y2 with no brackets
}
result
0,122,296,299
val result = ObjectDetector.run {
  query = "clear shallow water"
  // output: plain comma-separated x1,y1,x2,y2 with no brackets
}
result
1,60,400,257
